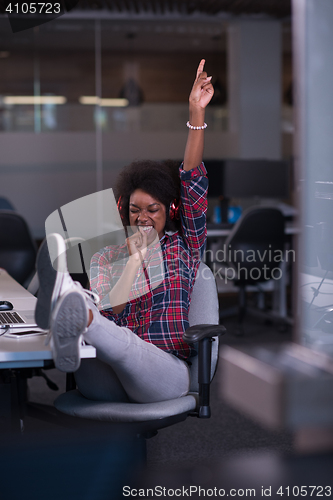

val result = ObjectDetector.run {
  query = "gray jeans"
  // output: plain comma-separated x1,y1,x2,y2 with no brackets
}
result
75,305,190,404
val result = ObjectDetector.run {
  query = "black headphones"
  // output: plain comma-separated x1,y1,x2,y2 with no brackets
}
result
169,199,180,220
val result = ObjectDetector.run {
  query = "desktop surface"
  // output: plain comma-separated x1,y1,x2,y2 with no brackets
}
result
0,269,96,368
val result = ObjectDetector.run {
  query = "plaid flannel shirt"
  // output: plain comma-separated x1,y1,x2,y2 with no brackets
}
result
90,162,208,360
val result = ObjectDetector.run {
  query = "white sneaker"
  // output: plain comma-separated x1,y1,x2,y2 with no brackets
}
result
35,233,99,372
35,233,78,330
50,289,88,372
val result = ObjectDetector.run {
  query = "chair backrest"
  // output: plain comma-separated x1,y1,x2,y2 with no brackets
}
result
0,197,15,210
224,207,285,284
0,210,37,286
188,262,219,392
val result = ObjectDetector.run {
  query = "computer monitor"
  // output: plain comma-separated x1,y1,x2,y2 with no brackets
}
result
205,159,290,199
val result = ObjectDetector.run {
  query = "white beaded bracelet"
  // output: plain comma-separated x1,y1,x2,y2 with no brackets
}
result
186,121,207,130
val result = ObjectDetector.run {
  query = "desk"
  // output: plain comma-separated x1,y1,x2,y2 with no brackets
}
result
207,220,298,238
206,222,297,324
0,268,96,369
0,334,96,369
0,269,96,430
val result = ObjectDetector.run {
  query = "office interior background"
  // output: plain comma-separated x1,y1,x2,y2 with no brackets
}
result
1,0,333,494
0,0,294,239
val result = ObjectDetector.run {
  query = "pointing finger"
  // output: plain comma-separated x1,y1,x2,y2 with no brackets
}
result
196,59,205,80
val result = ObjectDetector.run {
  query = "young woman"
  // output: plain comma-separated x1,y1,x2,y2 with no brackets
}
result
35,59,214,404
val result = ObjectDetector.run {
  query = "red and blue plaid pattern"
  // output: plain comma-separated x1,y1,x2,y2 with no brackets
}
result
90,163,208,360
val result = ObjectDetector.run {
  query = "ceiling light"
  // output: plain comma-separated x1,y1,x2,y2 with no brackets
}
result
3,96,67,105
79,96,129,107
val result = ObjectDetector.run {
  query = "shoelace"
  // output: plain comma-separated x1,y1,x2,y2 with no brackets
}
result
75,282,100,306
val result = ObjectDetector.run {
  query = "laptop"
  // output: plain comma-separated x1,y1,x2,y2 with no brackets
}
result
0,268,38,329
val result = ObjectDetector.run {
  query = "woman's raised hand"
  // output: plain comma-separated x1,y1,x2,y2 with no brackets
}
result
126,228,148,264
183,59,214,170
189,59,214,110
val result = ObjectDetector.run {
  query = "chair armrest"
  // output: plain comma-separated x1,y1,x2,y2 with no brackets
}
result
183,324,226,344
183,324,226,419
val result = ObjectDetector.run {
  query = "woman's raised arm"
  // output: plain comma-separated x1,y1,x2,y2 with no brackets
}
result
183,59,214,172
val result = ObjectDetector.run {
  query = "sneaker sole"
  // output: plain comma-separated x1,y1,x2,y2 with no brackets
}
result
51,291,87,372
35,238,64,330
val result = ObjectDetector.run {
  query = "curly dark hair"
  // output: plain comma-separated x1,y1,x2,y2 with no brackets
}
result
115,159,181,232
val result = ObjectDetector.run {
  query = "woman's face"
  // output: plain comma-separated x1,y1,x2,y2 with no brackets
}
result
129,189,167,242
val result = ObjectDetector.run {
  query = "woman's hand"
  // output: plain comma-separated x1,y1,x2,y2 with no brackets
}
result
189,59,214,111
126,227,148,264
108,227,148,314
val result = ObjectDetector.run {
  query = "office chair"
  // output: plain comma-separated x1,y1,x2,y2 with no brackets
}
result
27,236,90,296
219,207,285,334
54,262,226,444
0,197,15,210
0,210,37,287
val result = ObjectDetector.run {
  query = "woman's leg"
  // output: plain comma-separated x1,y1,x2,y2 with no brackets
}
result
75,358,130,402
36,233,190,403
82,305,190,404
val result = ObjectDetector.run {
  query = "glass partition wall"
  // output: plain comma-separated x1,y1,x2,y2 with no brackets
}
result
0,17,228,134
293,0,333,357
0,15,227,238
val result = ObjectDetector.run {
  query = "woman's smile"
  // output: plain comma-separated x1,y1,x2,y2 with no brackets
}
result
129,189,166,242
